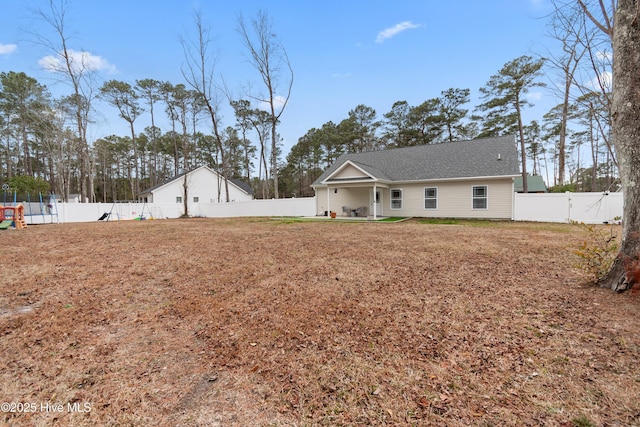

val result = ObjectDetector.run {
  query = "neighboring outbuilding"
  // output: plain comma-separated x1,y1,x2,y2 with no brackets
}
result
514,175,548,193
138,166,253,209
311,135,521,220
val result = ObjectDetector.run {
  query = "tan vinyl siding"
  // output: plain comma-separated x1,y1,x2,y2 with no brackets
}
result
315,187,328,215
382,179,514,219
316,179,514,219
332,164,369,179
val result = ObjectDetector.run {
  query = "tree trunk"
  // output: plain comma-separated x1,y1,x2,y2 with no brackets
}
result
150,103,158,186
183,173,188,217
271,118,279,199
129,121,140,197
4,131,11,179
557,76,571,186
600,0,640,292
515,98,528,193
21,122,32,176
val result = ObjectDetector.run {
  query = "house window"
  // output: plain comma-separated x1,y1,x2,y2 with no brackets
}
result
424,187,437,209
391,189,402,210
176,196,182,203
193,197,199,203
472,186,488,209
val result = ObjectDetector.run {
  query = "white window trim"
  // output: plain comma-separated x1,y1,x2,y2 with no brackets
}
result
424,186,438,210
472,185,488,210
390,188,403,210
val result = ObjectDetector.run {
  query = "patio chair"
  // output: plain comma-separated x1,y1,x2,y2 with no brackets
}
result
355,206,367,217
342,206,351,217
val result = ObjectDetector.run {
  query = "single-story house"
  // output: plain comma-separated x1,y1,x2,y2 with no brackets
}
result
311,135,521,220
138,166,253,207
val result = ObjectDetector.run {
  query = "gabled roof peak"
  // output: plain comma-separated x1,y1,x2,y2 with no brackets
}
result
139,165,253,195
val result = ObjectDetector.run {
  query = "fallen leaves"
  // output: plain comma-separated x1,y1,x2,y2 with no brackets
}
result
0,219,639,426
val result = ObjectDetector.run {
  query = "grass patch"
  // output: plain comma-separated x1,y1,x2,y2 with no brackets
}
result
416,218,461,225
271,216,410,223
270,216,333,223
271,217,309,224
376,217,408,222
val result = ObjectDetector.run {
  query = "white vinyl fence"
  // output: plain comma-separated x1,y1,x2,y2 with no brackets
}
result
16,192,623,225
21,197,317,224
513,192,623,224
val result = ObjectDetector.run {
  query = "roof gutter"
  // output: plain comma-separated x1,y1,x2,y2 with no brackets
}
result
387,174,521,184
313,174,519,187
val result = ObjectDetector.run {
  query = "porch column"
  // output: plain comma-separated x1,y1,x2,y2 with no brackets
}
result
373,183,377,221
326,185,331,217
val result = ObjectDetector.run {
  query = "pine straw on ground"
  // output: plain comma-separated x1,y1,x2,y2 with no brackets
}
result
0,218,639,426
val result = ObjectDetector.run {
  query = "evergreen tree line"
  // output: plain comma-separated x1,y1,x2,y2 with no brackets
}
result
0,74,273,202
282,1,619,197
281,78,614,197
0,64,615,201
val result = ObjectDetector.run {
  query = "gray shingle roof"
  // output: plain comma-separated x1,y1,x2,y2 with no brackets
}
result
229,178,254,195
313,135,520,185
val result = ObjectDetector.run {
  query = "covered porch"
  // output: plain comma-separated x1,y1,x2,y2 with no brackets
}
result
319,182,389,220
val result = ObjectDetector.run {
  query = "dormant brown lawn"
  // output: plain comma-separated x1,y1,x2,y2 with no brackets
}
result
1,218,639,426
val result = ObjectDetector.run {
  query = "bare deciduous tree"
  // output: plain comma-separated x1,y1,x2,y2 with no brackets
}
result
181,10,230,202
546,1,592,185
237,10,293,199
32,0,96,202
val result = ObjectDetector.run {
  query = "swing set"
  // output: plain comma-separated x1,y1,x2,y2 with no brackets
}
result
98,201,153,221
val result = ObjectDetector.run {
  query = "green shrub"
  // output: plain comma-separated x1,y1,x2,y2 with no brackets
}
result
549,183,577,193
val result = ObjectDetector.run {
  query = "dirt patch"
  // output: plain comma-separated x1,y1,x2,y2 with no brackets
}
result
0,218,638,426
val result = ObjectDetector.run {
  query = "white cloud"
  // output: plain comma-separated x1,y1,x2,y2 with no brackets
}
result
527,91,543,102
258,95,288,112
589,70,612,91
0,43,18,55
375,21,421,43
596,50,612,62
39,49,117,74
331,72,353,79
529,0,547,8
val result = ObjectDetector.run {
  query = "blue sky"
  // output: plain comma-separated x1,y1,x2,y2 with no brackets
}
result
0,0,556,157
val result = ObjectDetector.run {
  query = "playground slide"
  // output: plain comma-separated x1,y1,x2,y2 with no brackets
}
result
0,219,13,230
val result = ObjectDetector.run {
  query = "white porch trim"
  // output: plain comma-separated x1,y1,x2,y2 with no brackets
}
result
373,183,377,220
326,185,331,217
